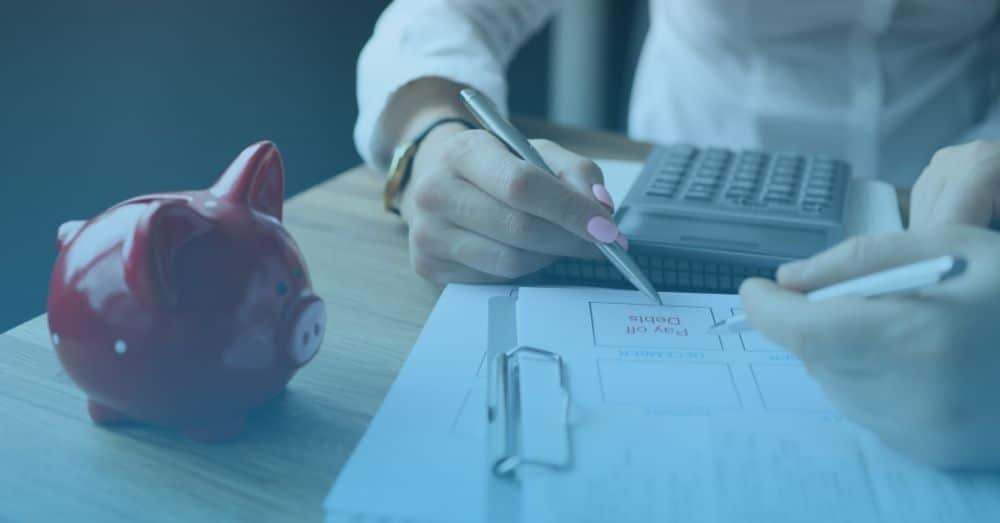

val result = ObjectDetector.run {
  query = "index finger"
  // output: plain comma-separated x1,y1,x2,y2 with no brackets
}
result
442,130,619,245
739,277,914,371
776,231,956,291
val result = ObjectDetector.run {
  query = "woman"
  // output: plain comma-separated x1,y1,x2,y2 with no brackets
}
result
356,0,999,283
356,0,1000,468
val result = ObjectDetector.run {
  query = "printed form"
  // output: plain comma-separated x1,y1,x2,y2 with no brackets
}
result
509,287,1000,523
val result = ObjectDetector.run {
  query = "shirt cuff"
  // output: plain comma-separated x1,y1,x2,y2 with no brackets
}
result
354,60,508,174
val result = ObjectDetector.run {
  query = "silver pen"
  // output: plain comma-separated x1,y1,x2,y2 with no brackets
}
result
460,87,662,305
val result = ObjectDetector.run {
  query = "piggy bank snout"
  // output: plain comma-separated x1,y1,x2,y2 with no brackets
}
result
283,294,326,367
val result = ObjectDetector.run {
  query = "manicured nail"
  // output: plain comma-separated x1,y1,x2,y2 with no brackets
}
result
615,234,629,250
592,184,615,210
587,216,620,243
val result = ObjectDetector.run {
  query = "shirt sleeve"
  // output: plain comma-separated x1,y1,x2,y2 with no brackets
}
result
354,0,563,171
958,101,1000,142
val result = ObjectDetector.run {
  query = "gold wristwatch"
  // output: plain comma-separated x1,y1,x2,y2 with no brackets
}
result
383,117,474,215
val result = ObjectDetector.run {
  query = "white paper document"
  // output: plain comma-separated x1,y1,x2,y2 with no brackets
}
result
324,159,992,523
326,284,1000,523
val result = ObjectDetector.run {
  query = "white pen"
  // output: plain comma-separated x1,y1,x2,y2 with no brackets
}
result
707,255,967,335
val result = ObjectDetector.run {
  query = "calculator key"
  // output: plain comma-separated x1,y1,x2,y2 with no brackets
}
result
765,192,794,202
736,167,764,178
802,202,830,214
807,182,834,193
685,193,713,202
738,200,772,209
768,183,796,193
646,190,676,198
669,144,697,156
702,160,729,171
653,174,684,183
771,172,800,182
706,148,731,160
729,180,757,190
803,196,831,205
805,190,832,200
690,183,720,192
763,196,794,206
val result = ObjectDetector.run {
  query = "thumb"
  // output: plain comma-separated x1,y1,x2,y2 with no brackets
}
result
776,230,954,291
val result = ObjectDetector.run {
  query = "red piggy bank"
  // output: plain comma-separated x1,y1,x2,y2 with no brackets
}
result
47,141,326,442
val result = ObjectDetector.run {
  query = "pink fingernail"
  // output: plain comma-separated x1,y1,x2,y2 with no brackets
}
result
592,184,615,210
587,216,620,243
615,234,629,250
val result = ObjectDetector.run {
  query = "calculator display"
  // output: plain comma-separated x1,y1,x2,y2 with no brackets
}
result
617,211,827,259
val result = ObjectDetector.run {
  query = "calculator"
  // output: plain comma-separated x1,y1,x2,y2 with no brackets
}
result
539,144,850,293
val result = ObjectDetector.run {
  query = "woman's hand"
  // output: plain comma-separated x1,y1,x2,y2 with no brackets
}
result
910,140,1000,229
740,226,1000,470
398,124,624,283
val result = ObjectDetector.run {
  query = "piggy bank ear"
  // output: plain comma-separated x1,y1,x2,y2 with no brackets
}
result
56,220,86,250
123,200,213,309
210,141,285,221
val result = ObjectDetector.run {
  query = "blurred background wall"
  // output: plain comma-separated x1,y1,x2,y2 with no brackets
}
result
0,0,643,331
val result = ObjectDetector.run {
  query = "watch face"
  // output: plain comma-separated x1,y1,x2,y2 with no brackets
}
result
384,141,418,214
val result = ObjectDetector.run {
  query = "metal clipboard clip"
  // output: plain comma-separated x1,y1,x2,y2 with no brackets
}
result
487,346,572,477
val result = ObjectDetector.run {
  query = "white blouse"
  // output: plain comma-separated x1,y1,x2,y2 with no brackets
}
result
356,0,1000,186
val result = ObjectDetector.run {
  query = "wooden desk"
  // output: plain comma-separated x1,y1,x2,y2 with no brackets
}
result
0,121,648,522
0,122,910,521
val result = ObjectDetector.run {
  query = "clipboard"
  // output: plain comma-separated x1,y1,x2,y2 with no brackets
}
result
485,294,574,523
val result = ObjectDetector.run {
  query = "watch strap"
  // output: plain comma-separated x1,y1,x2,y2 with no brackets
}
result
383,117,475,215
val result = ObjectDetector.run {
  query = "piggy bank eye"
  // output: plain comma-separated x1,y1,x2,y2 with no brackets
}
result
275,281,289,297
